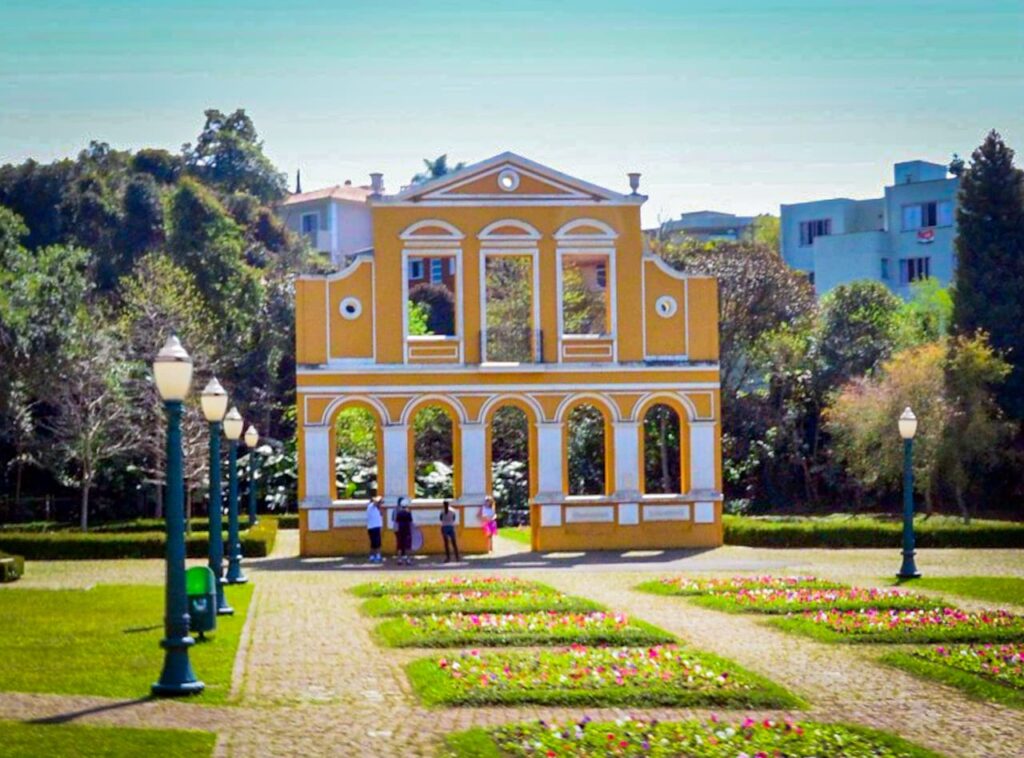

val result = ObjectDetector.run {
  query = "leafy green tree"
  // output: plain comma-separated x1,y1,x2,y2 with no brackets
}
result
413,407,454,498
567,404,605,495
895,278,953,349
485,256,533,361
746,214,780,250
409,282,455,335
131,148,182,184
951,130,1024,419
643,404,681,494
411,154,466,185
816,281,902,392
560,262,606,336
183,109,286,201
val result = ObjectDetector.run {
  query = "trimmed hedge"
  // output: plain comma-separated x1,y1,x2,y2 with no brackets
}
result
724,514,1024,548
0,518,277,561
1,517,254,534
0,550,24,582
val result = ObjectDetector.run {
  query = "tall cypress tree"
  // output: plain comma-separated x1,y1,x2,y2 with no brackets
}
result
952,130,1024,419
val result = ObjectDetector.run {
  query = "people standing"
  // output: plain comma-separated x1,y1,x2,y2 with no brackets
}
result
365,496,384,563
439,500,460,563
479,495,498,552
394,496,414,565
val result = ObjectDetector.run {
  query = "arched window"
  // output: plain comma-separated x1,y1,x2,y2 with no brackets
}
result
332,404,381,499
411,405,455,498
566,404,607,495
489,405,530,525
642,403,682,494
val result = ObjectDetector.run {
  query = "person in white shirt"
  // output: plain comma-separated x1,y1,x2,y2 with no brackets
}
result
366,496,384,563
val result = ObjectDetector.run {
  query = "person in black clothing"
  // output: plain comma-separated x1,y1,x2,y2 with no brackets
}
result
394,496,414,565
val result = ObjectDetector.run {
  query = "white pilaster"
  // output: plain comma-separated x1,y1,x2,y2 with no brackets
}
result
535,422,564,501
612,420,641,498
689,421,717,493
302,425,331,506
382,423,409,503
459,422,487,501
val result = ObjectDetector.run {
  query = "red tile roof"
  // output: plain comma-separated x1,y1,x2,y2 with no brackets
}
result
282,184,373,205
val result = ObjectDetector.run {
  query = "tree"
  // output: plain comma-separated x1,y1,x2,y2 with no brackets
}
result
43,323,138,529
895,278,953,349
409,282,456,335
746,214,780,250
560,261,606,336
411,154,466,185
816,281,902,392
183,109,286,201
951,130,1024,419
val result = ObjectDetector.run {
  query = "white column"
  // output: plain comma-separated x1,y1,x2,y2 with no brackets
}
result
535,422,564,501
689,421,717,493
612,421,642,498
302,425,331,506
382,423,409,503
459,423,487,502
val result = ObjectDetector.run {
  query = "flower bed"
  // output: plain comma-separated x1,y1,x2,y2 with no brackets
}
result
772,608,1024,644
362,588,601,617
375,611,675,648
636,575,845,597
692,587,938,615
881,644,1024,709
443,716,940,757
407,644,802,708
352,576,541,598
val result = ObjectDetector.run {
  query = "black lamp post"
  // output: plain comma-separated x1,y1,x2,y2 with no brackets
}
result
151,336,204,697
224,407,248,585
244,424,260,527
200,378,233,615
897,407,921,580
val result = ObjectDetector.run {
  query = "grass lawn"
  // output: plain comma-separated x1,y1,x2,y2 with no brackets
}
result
442,717,941,758
768,608,1024,645
0,583,252,703
374,611,675,648
689,587,939,615
361,587,601,617
0,720,215,758
497,527,531,545
636,575,846,596
407,645,804,709
880,645,1024,710
352,576,544,597
894,576,1024,606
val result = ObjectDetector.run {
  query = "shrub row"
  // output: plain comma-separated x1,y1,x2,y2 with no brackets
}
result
0,518,277,561
0,550,24,582
1,516,254,534
723,514,1024,548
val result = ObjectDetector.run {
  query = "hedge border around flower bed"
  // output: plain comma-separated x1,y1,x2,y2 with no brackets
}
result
767,613,1024,645
0,518,277,561
687,589,941,615
352,577,546,598
441,718,943,758
635,576,848,597
0,550,24,582
406,648,806,709
361,591,603,618
880,650,1024,710
373,614,677,649
722,514,1024,549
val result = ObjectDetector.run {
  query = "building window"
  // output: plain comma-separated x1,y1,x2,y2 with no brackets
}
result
900,257,931,285
902,201,953,231
300,212,318,243
408,258,424,280
430,258,444,283
881,258,890,280
799,219,831,246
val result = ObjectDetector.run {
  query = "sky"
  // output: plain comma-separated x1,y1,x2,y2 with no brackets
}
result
1,0,1022,226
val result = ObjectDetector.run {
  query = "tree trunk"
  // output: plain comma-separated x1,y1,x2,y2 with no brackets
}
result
14,460,23,507
80,479,91,532
155,481,163,520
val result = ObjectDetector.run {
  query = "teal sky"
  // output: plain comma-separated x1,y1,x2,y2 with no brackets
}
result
1,0,1021,225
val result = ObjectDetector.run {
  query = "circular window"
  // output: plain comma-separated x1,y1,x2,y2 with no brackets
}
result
655,295,678,319
497,169,520,192
339,297,362,320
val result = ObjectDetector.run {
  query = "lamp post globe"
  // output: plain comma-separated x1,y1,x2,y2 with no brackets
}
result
244,425,260,526
152,336,204,697
897,407,921,580
200,378,232,616
224,407,248,585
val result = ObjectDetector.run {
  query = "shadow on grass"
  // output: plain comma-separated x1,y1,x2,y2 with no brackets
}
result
27,697,153,725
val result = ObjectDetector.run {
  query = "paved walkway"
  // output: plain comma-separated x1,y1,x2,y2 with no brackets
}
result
0,531,1022,756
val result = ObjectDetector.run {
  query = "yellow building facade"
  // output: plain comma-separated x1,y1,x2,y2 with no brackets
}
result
295,153,723,555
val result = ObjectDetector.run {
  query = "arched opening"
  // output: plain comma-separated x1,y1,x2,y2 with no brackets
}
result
488,405,531,525
642,404,682,494
410,405,457,498
328,400,384,501
565,403,609,495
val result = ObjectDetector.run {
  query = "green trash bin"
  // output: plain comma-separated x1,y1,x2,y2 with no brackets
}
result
185,566,217,639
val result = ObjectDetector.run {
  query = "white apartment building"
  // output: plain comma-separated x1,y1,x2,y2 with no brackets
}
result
780,160,959,296
278,178,381,265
